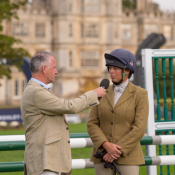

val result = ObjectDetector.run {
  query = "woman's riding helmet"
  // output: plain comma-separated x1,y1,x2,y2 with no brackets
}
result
104,48,136,74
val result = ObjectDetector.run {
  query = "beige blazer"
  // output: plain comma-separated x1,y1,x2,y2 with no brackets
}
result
87,81,149,165
21,80,99,175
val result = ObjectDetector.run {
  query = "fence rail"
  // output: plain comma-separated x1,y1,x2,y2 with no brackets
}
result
1,134,175,151
1,134,175,172
1,155,175,172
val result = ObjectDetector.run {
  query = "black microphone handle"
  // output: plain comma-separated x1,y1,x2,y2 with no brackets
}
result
98,86,105,100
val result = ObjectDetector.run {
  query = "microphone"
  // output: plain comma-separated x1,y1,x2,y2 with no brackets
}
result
98,79,110,100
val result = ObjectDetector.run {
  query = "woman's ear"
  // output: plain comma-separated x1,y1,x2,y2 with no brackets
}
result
125,69,130,75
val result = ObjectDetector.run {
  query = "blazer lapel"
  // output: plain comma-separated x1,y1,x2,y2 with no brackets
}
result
114,81,135,109
105,85,115,108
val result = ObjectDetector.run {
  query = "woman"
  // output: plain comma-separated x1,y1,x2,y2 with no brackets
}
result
87,48,149,175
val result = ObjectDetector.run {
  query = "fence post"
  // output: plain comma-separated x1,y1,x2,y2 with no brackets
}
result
142,49,157,175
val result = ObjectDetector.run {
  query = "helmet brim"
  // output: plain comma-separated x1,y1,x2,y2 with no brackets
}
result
105,53,127,69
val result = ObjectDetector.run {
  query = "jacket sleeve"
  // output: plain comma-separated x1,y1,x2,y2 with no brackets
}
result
116,90,149,157
87,105,108,151
34,88,99,115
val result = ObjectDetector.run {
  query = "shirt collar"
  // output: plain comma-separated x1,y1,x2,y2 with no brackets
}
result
31,78,50,90
114,79,129,93
114,79,129,89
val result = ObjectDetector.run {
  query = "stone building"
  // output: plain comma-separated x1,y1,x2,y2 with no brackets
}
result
0,0,175,105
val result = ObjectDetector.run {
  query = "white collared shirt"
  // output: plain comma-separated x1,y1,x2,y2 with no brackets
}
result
114,79,129,106
31,78,50,90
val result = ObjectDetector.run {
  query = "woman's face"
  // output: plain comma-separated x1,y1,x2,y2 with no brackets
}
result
108,66,123,83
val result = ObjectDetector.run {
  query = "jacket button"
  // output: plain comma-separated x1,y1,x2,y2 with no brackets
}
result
112,110,114,113
111,122,113,125
68,141,70,143
66,127,69,130
110,134,112,137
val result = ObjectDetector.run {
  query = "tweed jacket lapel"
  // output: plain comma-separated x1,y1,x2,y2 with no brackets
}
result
105,85,115,108
114,81,135,109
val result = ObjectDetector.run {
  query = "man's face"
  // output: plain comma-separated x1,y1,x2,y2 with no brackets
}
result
45,56,58,84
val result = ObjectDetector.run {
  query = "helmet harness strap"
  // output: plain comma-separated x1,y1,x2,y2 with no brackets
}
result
108,67,127,86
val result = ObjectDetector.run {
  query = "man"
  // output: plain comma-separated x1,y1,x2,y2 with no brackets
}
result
21,51,106,175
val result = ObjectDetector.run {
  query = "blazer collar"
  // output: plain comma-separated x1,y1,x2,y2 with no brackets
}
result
28,80,41,87
28,80,52,93
106,84,115,108
106,81,136,109
114,81,135,109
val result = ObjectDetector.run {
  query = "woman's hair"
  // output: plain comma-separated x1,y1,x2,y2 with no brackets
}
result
128,72,132,79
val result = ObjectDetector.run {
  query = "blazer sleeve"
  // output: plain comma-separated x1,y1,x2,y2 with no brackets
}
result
33,88,99,115
87,105,108,151
116,90,149,157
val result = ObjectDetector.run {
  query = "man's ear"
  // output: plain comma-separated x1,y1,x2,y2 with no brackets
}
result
42,65,47,74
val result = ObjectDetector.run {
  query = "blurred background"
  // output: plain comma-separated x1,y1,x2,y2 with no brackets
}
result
0,0,175,125
0,1,175,175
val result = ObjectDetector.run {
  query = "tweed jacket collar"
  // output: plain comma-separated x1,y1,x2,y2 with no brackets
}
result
106,81,136,109
28,80,53,94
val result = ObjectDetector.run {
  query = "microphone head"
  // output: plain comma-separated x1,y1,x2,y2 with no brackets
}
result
100,79,110,89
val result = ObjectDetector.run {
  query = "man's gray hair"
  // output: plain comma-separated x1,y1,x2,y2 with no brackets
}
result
30,51,54,74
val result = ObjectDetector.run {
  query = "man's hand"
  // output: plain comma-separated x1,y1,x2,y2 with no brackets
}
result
103,153,115,163
93,87,106,98
102,141,122,159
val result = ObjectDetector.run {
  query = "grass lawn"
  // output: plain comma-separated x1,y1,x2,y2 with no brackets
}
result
0,123,174,175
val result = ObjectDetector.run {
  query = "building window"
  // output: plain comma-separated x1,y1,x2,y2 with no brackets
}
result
81,23,84,38
164,25,173,41
35,23,45,37
15,80,19,96
21,22,28,36
121,24,131,40
106,1,109,14
115,29,118,38
13,22,28,36
69,51,73,67
144,24,158,38
69,24,73,37
114,0,118,13
13,22,20,36
81,0,99,13
83,23,99,38
115,24,118,38
68,0,73,12
81,51,99,68
22,80,26,92
81,0,84,13
86,24,99,37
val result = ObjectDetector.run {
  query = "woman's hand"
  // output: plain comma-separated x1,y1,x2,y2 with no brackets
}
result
102,141,122,159
103,153,115,163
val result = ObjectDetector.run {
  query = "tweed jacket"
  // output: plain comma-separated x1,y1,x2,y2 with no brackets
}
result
87,81,149,165
21,80,99,175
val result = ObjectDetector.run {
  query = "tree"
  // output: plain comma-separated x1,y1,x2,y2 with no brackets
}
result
122,0,136,11
0,0,30,78
122,0,160,12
